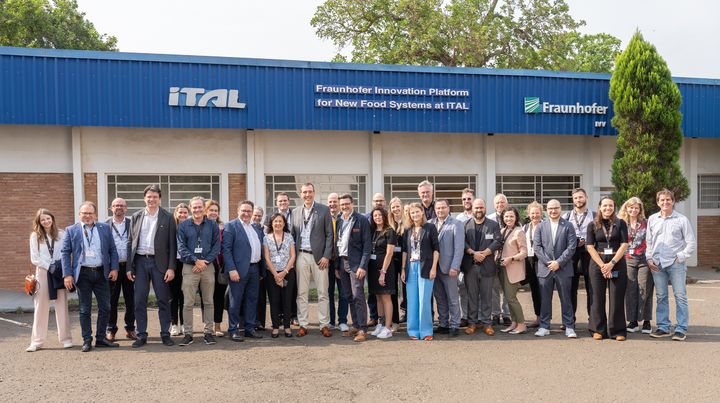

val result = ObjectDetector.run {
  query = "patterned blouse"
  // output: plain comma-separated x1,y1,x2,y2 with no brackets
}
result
624,219,647,260
263,232,294,272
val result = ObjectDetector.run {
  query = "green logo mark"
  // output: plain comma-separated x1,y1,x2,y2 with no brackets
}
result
524,97,541,113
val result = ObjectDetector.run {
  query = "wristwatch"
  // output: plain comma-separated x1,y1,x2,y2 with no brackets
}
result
610,259,617,265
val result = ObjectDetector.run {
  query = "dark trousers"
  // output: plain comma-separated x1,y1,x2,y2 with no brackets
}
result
256,271,269,328
227,264,259,333
538,273,574,329
107,262,135,332
76,267,111,342
368,292,378,321
589,263,628,338
464,266,494,326
268,270,296,329
133,255,172,339
328,258,349,326
339,258,368,332
626,257,654,322
524,257,542,317
213,266,227,324
169,258,184,326
394,253,406,314
571,247,593,324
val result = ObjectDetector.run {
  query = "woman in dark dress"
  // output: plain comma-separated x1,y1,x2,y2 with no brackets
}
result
388,197,406,323
586,196,629,341
368,207,397,339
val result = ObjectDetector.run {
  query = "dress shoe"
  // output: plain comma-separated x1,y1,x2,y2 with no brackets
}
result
106,330,116,342
131,338,147,348
459,319,469,328
434,326,450,334
230,331,245,342
353,330,367,342
271,329,279,338
483,326,495,336
95,337,119,348
296,327,308,337
491,315,500,326
500,325,516,333
367,319,378,327
593,332,603,340
449,328,459,337
509,326,527,335
616,335,626,342
502,316,512,326
255,325,266,331
81,341,92,352
465,324,477,335
423,335,433,341
284,330,293,338
321,326,332,337
125,330,139,340
161,336,175,346
245,331,263,339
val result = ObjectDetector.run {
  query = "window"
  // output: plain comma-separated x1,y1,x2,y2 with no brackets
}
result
384,175,477,213
107,175,221,214
699,175,720,209
496,175,581,210
265,175,367,213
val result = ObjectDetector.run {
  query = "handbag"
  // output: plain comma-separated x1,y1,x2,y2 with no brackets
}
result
24,271,38,296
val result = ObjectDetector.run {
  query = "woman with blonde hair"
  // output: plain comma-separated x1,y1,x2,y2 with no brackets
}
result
27,209,72,352
521,201,543,327
169,203,189,336
388,197,406,323
204,199,227,336
618,197,654,334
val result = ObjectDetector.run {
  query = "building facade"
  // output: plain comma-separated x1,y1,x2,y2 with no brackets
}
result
1,46,718,291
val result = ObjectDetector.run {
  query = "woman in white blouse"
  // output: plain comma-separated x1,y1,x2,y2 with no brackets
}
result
27,209,72,352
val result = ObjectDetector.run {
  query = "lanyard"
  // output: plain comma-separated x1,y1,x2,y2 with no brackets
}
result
44,236,55,256
628,220,641,244
273,232,284,253
83,225,95,248
411,227,421,250
601,220,615,248
111,221,127,239
372,230,384,253
194,220,205,249
573,210,588,229
303,208,314,229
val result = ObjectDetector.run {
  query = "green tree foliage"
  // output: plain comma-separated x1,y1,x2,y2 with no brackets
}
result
609,31,689,214
0,0,117,50
311,0,620,72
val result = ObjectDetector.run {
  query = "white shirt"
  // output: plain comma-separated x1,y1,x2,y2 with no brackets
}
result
525,222,539,257
242,221,262,263
110,218,128,262
338,214,354,257
455,211,473,223
300,203,315,250
30,230,65,270
137,209,159,255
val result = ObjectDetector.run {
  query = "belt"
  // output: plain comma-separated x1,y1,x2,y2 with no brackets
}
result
81,266,103,272
136,253,155,258
300,249,313,254
250,262,260,266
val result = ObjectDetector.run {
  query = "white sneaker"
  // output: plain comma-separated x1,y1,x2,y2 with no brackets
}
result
63,342,73,349
534,328,550,337
371,324,385,336
565,328,577,338
377,327,393,339
170,324,180,336
339,323,350,332
25,344,39,352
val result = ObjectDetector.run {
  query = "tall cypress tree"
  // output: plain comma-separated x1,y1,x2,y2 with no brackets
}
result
609,31,689,214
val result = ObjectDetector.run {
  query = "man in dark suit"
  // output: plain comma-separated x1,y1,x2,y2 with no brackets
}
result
61,201,119,352
533,199,578,338
105,197,137,342
461,198,502,336
291,183,334,337
127,184,177,348
223,200,265,342
430,199,464,337
335,193,372,342
327,192,349,331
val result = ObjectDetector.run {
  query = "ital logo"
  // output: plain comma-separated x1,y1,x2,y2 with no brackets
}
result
524,97,541,113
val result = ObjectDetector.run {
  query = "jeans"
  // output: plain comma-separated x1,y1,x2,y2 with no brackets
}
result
76,268,111,342
652,262,688,333
328,258,349,326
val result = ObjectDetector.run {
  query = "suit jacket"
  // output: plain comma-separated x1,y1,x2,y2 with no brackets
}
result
498,226,527,283
461,218,502,277
222,219,264,278
402,223,440,279
533,218,577,278
128,207,177,274
61,222,119,282
335,211,372,271
429,216,464,274
291,202,333,263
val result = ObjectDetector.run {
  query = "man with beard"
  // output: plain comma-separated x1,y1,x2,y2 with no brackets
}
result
455,188,474,327
562,188,595,328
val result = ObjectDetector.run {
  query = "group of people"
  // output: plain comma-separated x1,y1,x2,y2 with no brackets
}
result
26,181,696,352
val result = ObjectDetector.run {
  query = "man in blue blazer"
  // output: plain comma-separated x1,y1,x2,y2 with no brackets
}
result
533,199,578,338
62,201,119,352
430,200,465,337
223,200,265,342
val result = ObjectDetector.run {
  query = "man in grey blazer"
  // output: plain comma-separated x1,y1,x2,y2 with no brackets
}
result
533,199,577,338
127,185,177,347
430,199,464,337
291,183,334,337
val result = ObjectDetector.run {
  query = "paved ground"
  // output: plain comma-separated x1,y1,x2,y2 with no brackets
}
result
2,276,719,402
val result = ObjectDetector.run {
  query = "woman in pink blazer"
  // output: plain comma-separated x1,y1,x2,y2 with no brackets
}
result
497,207,528,334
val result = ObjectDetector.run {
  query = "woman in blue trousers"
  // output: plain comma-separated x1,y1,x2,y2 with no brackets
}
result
401,203,439,340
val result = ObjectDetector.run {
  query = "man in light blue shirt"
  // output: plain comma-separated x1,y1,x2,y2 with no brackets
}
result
646,189,696,341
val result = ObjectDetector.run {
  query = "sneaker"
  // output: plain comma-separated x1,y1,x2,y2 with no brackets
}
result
170,324,181,336
179,335,194,346
377,327,393,339
339,323,350,332
371,324,385,337
650,329,671,338
565,328,577,339
534,328,550,337
25,344,40,352
672,332,686,341
63,342,73,349
203,333,217,345
641,321,652,334
626,321,640,333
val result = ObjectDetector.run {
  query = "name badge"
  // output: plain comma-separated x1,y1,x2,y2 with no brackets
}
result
86,250,96,258
394,246,402,253
628,248,635,255
485,234,494,240
194,247,203,254
370,254,377,260
603,248,613,255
